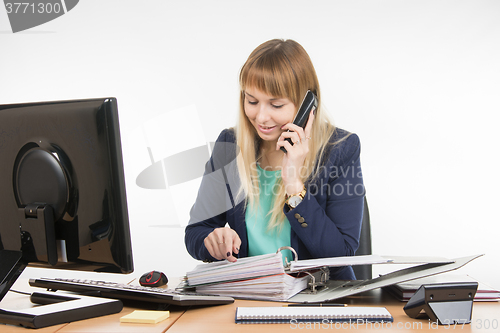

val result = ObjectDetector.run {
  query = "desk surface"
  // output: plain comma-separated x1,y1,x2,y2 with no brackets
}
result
2,284,499,332
168,290,500,333
0,291,184,333
0,274,184,333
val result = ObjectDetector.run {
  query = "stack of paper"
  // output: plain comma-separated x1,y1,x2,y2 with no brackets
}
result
186,252,284,285
195,273,309,301
186,252,310,301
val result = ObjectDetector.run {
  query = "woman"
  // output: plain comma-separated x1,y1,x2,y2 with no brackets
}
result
185,39,364,280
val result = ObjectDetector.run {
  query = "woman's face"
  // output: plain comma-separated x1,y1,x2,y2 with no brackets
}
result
244,87,296,144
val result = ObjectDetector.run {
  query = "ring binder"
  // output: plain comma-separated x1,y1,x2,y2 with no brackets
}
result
183,249,483,303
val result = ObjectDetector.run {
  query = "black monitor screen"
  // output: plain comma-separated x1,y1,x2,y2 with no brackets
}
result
0,98,133,274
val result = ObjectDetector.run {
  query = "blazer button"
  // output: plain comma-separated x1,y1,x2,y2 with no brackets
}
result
298,217,305,223
301,223,308,228
294,213,301,219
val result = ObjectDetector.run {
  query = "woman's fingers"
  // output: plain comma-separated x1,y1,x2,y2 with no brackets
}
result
204,227,241,262
278,110,315,152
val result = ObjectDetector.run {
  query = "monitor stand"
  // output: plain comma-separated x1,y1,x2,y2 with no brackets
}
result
0,249,123,329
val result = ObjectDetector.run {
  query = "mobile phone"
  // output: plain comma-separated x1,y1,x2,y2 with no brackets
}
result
280,90,318,153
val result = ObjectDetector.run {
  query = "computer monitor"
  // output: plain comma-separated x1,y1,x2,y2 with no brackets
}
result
0,97,133,328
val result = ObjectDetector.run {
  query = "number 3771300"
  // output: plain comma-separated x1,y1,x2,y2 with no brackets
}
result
5,2,63,14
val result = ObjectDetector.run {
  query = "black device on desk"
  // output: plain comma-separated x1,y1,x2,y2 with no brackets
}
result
0,98,132,328
404,282,478,325
29,277,234,307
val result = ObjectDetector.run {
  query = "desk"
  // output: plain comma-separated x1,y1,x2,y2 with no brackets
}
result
1,290,184,333
167,289,500,333
0,275,185,333
2,288,499,332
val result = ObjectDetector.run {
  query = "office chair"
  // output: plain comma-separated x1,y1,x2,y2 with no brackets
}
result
353,196,372,280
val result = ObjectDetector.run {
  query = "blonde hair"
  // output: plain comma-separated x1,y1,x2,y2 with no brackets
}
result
235,39,338,232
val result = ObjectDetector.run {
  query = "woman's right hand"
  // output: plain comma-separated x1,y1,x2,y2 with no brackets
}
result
204,227,241,263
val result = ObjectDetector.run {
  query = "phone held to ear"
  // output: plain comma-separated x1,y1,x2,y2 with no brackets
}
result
280,90,318,153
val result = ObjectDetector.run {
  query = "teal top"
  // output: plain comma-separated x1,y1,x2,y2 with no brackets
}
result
245,165,292,265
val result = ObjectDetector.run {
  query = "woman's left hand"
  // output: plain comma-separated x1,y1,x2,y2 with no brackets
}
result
277,109,315,195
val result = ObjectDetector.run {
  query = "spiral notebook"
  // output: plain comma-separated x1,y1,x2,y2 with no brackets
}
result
235,306,393,324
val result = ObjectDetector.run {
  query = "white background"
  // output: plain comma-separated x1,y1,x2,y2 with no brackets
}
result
1,1,499,289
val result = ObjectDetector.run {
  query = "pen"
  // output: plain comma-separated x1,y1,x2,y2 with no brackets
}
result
285,303,347,307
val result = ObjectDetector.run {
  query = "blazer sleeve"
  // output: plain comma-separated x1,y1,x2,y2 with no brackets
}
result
284,132,365,259
184,129,239,261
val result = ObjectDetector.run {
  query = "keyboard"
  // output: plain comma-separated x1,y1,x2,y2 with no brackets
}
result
29,277,234,307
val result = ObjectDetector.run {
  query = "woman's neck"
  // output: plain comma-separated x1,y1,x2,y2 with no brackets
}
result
258,141,284,171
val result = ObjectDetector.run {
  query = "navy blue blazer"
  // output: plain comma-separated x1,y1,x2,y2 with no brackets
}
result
185,128,365,280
